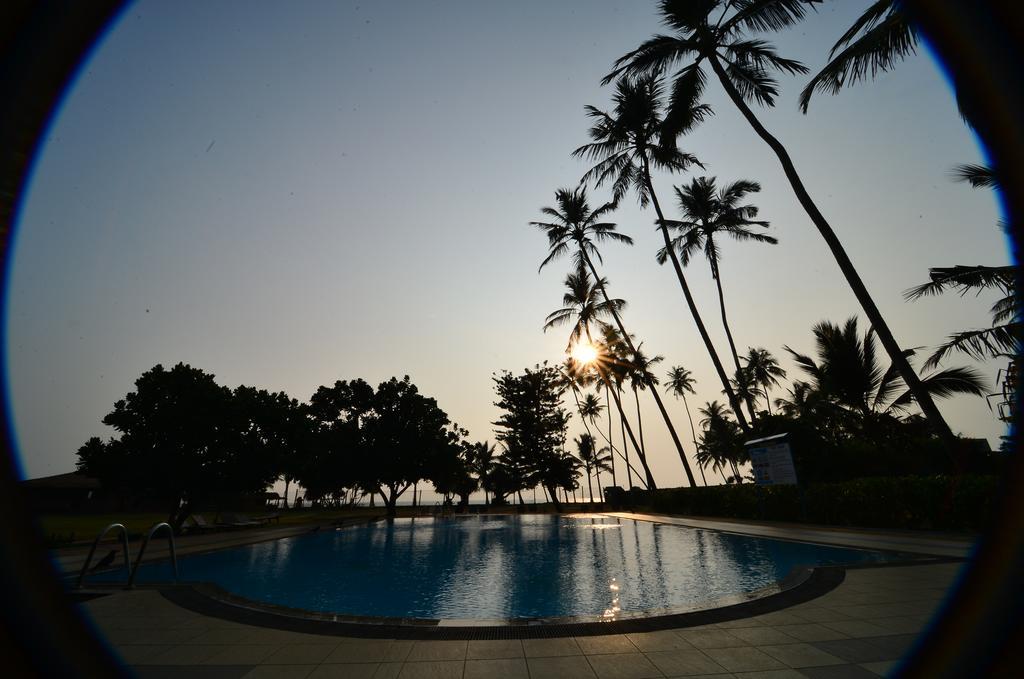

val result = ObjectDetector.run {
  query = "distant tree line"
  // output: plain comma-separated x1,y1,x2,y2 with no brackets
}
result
75,362,596,531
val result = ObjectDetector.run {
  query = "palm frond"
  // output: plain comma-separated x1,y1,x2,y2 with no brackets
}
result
604,34,698,84
952,163,998,189
889,365,987,410
720,56,779,106
722,0,819,35
723,39,808,75
662,63,711,142
903,265,1016,300
799,9,915,113
923,323,1022,370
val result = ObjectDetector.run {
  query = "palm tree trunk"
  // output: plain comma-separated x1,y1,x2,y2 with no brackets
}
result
605,375,657,489
594,464,604,503
603,384,618,488
638,154,752,433
586,466,594,503
708,54,957,448
680,393,707,486
763,385,773,415
629,386,644,490
582,246,696,487
710,256,757,422
283,477,291,509
616,387,634,489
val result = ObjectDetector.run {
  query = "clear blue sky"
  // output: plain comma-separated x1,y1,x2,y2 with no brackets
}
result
7,0,1006,493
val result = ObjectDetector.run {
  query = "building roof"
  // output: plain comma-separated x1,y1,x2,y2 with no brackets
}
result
21,471,101,490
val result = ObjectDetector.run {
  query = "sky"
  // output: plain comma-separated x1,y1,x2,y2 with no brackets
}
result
6,0,1007,499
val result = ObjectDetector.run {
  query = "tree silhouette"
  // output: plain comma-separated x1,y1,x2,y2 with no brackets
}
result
532,186,695,486
575,433,611,502
743,347,787,415
606,0,959,446
784,317,986,418
492,364,571,510
658,175,777,421
664,365,707,485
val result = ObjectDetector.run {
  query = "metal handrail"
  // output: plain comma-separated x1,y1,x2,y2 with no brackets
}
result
127,522,178,588
76,523,132,589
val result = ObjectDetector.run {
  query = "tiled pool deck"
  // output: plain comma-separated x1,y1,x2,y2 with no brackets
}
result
72,513,973,678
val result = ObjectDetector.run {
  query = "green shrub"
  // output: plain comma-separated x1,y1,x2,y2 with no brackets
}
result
622,474,999,531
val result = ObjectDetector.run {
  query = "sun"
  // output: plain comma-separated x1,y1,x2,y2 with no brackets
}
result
570,342,599,365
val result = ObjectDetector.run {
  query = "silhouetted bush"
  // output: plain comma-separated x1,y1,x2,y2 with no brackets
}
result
623,474,1000,531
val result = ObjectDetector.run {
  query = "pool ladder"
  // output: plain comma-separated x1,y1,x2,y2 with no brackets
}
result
76,522,179,588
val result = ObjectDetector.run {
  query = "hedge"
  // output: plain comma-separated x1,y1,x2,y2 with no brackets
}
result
605,474,1001,531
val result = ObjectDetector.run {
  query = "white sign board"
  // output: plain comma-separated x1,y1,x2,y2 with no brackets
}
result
748,441,798,486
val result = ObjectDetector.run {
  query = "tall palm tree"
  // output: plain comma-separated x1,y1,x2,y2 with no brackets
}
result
626,345,663,490
784,317,986,418
468,441,496,507
572,75,752,433
606,0,960,446
665,365,707,485
743,347,787,414
698,400,742,482
544,265,626,351
658,175,777,421
532,187,688,486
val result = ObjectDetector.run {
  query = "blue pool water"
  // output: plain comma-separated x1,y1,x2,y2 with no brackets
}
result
83,515,895,619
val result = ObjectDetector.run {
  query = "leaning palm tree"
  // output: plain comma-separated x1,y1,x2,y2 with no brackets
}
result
665,365,707,485
532,186,689,486
606,0,959,445
658,176,777,421
626,345,663,490
572,75,752,433
784,317,987,418
743,347,787,414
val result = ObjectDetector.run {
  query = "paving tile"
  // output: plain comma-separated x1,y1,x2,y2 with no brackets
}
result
323,641,402,663
242,666,315,679
747,612,807,626
858,660,898,676
717,618,767,629
527,655,598,678
405,640,468,662
787,609,853,625
796,665,879,678
809,641,895,665
587,652,662,679
575,634,639,655
464,657,530,679
757,644,845,669
626,630,694,651
462,638,522,659
261,644,336,665
820,622,892,639
523,637,583,657
728,628,800,646
308,663,380,679
132,667,253,679
702,647,786,673
373,664,403,679
860,635,916,657
144,644,225,665
186,628,260,644
645,648,727,676
396,660,464,679
202,644,280,665
773,625,849,643
732,670,805,679
676,629,747,649
134,628,210,645
115,644,173,665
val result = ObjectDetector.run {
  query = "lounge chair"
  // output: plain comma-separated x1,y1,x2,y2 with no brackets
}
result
218,513,261,528
247,512,281,525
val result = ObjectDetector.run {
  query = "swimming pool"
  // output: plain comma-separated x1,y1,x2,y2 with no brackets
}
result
85,515,896,620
